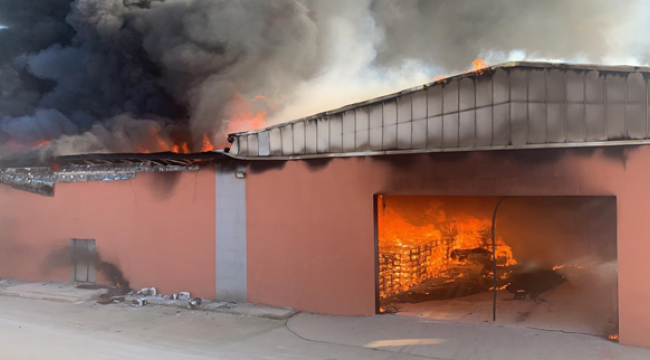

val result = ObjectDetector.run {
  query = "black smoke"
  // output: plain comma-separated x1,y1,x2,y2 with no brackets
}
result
0,0,647,156
41,245,131,292
0,0,321,155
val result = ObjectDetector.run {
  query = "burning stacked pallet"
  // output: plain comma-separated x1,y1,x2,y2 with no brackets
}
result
379,239,452,298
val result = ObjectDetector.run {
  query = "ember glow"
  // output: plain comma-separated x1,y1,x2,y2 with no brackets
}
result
552,264,584,271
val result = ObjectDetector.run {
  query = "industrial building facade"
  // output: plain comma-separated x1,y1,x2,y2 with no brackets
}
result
1,63,650,348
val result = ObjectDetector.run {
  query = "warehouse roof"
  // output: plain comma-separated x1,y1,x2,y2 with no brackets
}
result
0,151,227,169
226,61,650,160
0,151,229,197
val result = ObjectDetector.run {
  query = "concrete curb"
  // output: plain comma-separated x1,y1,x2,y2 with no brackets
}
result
125,297,298,320
0,291,82,304
0,281,105,304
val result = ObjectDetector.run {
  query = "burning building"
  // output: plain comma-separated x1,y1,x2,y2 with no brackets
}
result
0,62,649,348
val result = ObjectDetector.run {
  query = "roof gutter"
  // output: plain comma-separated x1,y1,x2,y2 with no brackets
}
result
222,139,650,161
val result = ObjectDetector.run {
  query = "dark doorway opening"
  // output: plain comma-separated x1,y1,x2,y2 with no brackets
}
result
70,238,96,283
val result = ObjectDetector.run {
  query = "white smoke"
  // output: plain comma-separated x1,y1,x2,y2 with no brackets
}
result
271,0,650,125
269,0,440,125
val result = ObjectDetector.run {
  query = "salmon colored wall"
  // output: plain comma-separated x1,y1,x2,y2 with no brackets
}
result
246,146,650,348
0,166,215,299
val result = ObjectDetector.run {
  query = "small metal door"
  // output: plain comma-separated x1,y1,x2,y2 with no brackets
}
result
70,239,96,283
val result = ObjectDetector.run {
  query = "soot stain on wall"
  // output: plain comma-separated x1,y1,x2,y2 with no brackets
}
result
41,245,131,291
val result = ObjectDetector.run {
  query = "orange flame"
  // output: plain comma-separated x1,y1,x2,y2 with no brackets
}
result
34,139,51,148
3,138,51,151
200,134,214,152
377,196,517,298
135,126,192,154
225,93,274,136
152,128,169,152
553,264,584,271
472,59,489,75
172,142,190,154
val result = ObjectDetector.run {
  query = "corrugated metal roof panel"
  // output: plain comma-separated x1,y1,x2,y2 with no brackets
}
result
228,62,650,159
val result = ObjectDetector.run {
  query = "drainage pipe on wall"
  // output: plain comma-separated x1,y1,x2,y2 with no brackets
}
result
491,196,508,322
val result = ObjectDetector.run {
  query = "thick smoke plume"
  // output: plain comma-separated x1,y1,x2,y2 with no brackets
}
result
0,0,648,156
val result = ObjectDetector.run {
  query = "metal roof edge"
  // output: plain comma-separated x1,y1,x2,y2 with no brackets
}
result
229,61,650,137
223,139,650,161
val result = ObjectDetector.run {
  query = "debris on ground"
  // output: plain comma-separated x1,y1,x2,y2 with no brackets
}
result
132,299,148,306
379,304,400,314
98,296,125,305
188,298,202,309
97,284,130,304
506,269,565,301
98,286,204,311
137,287,157,296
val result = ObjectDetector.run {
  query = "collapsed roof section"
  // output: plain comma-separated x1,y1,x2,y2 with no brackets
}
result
227,62,650,159
0,152,227,197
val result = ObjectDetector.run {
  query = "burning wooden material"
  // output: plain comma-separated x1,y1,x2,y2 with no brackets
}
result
377,196,520,306
379,239,452,298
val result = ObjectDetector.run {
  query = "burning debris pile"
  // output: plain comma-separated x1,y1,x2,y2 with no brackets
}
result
377,197,611,312
378,198,518,303
375,196,593,309
379,239,452,298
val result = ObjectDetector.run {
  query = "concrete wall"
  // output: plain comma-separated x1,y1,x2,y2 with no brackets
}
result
245,146,650,348
0,166,216,298
215,164,248,302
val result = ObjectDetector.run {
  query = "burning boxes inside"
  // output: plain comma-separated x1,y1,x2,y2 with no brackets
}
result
378,197,518,304
379,239,452,298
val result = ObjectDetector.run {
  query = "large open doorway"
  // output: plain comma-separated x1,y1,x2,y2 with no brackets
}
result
375,195,618,338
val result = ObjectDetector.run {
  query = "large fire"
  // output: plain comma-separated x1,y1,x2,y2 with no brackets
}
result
133,127,198,154
378,196,516,299
83,92,273,154
135,93,273,153
225,93,275,136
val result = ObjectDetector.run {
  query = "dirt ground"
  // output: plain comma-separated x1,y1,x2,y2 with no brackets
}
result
0,295,648,360
396,281,614,336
